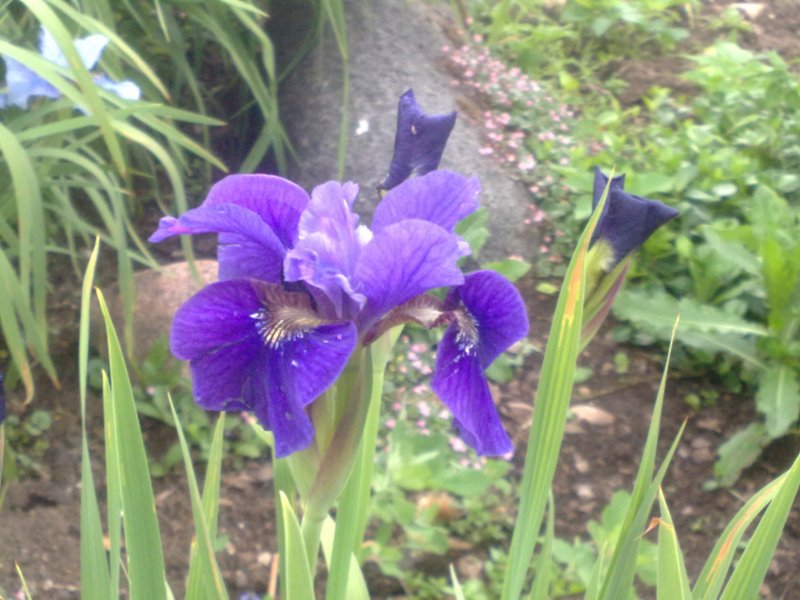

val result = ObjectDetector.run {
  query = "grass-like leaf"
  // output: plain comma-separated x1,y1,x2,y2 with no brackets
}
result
97,290,168,599
656,489,692,600
279,491,315,600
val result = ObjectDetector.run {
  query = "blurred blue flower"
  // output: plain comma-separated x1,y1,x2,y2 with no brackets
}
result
379,89,457,191
591,167,678,268
151,170,528,457
0,26,140,110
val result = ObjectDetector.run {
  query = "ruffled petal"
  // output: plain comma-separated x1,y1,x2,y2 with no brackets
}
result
447,270,530,368
431,337,512,456
372,170,480,234
379,89,457,191
170,279,262,360
149,203,287,283
591,167,678,265
355,219,466,328
284,181,366,318
203,174,309,248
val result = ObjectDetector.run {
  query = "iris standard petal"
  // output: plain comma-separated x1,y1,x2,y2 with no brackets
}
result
355,219,466,328
284,181,366,317
203,174,310,248
372,170,480,234
380,89,457,191
170,279,263,360
72,34,109,70
149,203,287,283
591,167,679,265
431,338,512,456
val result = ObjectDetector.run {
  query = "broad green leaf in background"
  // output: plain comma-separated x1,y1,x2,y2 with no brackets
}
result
756,364,800,439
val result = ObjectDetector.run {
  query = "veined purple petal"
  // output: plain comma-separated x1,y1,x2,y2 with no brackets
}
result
429,271,528,455
591,167,678,266
149,203,286,283
380,89,457,191
284,181,366,317
355,219,466,329
431,342,512,456
170,280,263,360
447,270,530,368
189,341,260,412
203,174,309,248
372,170,480,234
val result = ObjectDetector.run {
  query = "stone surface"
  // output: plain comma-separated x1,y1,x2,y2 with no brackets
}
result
270,0,539,261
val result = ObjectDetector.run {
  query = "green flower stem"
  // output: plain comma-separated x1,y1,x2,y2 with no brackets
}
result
300,509,326,576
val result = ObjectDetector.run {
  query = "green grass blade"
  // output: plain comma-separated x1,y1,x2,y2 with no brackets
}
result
656,488,692,600
451,564,467,600
186,414,226,597
528,491,556,600
501,178,611,600
693,473,786,599
320,517,369,600
719,452,800,600
78,238,111,599
168,395,228,600
279,491,315,600
97,290,168,599
598,320,682,599
101,372,122,599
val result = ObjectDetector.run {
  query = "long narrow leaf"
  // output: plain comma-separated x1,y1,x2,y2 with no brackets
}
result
97,291,167,599
279,491,315,600
501,177,611,600
719,452,800,600
78,239,110,599
168,395,228,600
656,489,691,600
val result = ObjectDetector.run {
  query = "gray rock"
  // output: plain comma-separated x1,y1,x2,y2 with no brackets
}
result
272,0,538,261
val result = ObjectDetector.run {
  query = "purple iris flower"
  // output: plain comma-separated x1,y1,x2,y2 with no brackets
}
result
591,167,678,267
150,170,528,457
0,26,140,110
379,89,457,191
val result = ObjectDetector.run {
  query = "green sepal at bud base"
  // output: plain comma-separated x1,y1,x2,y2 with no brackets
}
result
580,254,631,351
286,346,373,518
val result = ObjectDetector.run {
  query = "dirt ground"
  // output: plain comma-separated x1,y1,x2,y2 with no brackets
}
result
2,1,800,598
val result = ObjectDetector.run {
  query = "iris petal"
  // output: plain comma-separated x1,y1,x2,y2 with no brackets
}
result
149,203,287,283
430,271,529,455
431,339,512,456
356,219,466,329
380,89,457,191
203,174,309,248
170,280,263,360
372,170,480,234
3,56,60,108
284,181,366,317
